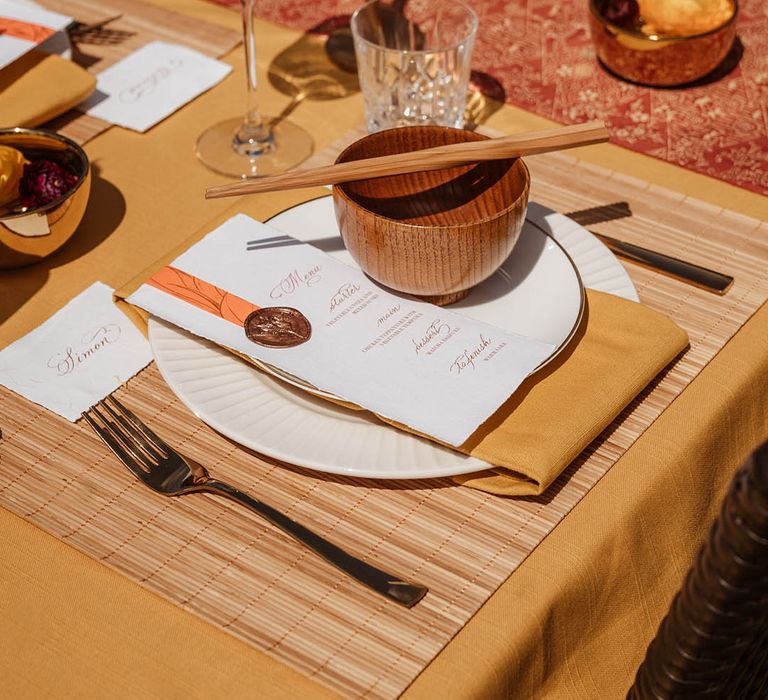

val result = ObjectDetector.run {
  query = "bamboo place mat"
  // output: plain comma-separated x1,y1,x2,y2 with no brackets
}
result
2,141,768,699
38,0,240,144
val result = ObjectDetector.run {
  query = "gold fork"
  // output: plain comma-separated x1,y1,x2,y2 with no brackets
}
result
82,395,428,607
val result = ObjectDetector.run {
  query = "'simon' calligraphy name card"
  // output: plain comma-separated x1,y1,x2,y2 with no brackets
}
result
0,282,152,421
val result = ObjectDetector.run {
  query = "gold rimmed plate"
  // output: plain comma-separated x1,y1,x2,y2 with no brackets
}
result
148,198,636,479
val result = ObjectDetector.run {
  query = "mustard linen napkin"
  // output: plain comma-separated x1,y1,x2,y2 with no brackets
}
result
0,50,96,128
115,202,689,497
455,289,688,495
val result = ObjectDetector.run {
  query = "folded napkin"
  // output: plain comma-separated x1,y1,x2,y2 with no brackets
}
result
0,50,96,128
455,289,687,495
116,196,688,497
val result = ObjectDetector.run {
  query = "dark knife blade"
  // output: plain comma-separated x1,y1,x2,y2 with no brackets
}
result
590,230,734,295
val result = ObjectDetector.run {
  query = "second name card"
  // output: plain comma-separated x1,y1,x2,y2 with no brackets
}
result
80,40,232,132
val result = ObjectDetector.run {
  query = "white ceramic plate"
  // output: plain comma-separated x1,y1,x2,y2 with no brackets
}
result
148,198,637,479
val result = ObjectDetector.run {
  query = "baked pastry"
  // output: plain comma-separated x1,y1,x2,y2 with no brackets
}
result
0,145,27,207
637,0,734,35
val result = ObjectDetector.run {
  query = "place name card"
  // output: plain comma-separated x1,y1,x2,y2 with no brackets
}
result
0,282,153,421
80,40,232,132
127,215,555,446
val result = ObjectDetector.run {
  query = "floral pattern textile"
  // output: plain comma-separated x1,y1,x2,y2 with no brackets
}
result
212,0,768,194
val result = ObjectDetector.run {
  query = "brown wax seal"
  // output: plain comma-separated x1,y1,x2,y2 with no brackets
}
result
244,307,312,348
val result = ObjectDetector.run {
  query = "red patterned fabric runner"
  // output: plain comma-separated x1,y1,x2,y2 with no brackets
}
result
211,0,768,195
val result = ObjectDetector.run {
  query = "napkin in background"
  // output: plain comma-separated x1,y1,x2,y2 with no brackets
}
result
0,50,96,127
78,41,233,133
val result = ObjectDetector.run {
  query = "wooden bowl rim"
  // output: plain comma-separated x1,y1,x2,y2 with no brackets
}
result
333,128,531,231
0,127,91,221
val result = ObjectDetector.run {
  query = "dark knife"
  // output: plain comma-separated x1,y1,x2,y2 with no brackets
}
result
589,230,734,295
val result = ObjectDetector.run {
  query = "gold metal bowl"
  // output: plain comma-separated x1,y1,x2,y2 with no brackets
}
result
0,128,91,270
588,0,738,87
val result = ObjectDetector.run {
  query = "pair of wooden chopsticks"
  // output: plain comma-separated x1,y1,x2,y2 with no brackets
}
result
204,121,733,294
205,121,610,199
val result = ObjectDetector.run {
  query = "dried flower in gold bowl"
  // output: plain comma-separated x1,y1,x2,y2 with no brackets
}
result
0,128,90,270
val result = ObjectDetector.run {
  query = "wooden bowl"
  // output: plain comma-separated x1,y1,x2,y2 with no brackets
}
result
0,128,91,270
332,126,530,305
588,0,738,87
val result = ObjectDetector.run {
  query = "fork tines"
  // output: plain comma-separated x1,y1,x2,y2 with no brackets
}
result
81,397,429,606
82,396,170,476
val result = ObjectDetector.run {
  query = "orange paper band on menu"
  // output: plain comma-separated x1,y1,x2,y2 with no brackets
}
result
0,18,56,43
145,266,259,326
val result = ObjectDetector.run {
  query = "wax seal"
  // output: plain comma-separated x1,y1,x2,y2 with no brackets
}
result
244,307,311,348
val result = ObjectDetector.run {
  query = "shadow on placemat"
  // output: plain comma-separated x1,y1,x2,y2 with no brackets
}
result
565,201,633,226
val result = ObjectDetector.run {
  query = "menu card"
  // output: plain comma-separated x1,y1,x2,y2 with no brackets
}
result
0,0,70,70
127,215,555,446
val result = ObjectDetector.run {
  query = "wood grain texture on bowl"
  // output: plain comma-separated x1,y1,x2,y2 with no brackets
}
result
332,126,530,305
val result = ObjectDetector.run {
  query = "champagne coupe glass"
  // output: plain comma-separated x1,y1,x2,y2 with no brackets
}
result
195,0,313,178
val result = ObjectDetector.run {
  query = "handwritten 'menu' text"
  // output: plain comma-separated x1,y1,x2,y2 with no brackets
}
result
270,265,322,299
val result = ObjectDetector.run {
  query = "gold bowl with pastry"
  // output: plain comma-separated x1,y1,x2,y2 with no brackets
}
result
588,0,738,86
0,128,91,270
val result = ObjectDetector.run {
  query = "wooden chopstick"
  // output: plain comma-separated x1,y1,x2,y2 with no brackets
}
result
205,121,609,199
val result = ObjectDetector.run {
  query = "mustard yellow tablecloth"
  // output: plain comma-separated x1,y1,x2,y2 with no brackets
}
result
2,1,768,699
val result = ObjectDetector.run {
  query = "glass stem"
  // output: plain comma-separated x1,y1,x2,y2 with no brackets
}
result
234,0,274,156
